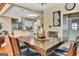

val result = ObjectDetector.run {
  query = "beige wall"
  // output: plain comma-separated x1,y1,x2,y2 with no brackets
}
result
0,16,11,34
43,3,79,38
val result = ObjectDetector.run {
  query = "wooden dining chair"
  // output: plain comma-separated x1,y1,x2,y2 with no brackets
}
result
0,35,21,56
8,35,21,56
0,35,14,56
54,40,78,56
67,41,78,56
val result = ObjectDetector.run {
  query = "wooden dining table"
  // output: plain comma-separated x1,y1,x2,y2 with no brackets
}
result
19,36,64,56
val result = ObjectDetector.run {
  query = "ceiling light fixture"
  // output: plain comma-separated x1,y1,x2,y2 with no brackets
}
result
41,3,47,6
28,14,38,17
27,14,39,18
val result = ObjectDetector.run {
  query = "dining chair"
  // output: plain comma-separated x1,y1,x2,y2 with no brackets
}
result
9,35,21,56
0,35,21,56
0,35,14,56
53,40,78,56
67,41,78,56
18,36,40,56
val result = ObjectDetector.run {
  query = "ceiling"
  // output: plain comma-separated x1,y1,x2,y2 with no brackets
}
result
13,3,59,12
2,3,60,19
2,4,41,19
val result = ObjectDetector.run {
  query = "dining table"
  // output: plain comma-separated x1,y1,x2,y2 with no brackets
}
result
18,36,64,56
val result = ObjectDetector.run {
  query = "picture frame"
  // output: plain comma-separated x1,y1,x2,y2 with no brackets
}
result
53,11,61,27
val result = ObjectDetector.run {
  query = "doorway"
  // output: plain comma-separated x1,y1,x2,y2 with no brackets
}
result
63,12,79,41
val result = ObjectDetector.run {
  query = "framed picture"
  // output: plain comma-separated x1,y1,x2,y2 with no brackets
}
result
53,11,61,26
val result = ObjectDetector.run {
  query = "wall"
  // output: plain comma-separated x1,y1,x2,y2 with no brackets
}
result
43,3,79,39
0,16,11,34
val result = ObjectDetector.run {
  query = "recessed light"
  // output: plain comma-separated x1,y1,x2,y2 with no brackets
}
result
28,14,38,17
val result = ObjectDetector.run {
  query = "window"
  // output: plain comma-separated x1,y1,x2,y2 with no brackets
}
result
71,18,79,30
72,23,78,30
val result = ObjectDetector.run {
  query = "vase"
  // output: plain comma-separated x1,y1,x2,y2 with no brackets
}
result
37,24,45,38
37,15,45,39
